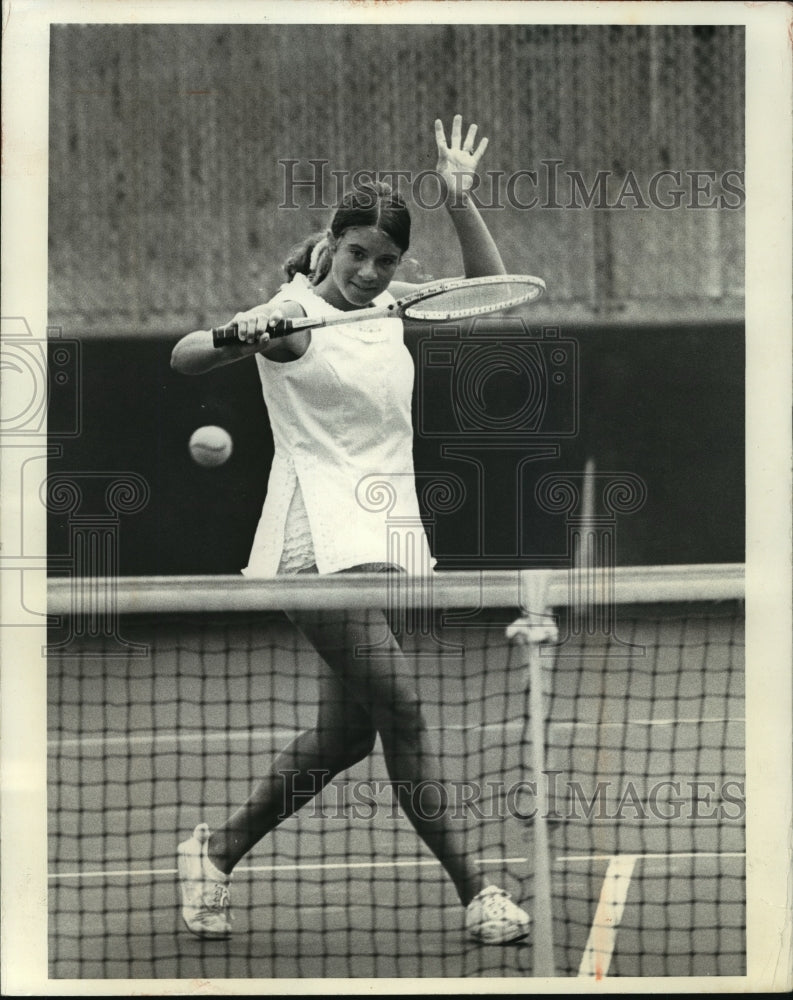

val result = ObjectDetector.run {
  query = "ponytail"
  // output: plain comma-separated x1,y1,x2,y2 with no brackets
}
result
282,230,332,285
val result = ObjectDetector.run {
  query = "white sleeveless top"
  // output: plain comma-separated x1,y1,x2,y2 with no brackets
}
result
242,274,436,577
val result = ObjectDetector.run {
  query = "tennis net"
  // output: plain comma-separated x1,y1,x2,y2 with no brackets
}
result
47,564,744,980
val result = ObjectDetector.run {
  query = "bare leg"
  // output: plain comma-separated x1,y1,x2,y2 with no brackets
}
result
208,667,376,875
288,608,486,906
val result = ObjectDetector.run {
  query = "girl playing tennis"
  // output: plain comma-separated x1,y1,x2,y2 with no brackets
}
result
171,115,532,944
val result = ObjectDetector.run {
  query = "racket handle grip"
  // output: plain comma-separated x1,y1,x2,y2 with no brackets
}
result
212,324,240,347
211,317,294,348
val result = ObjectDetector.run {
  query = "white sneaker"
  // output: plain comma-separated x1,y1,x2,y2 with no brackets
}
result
466,885,531,944
177,823,232,938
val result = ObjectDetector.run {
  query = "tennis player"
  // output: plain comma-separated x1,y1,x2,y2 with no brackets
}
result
171,115,531,944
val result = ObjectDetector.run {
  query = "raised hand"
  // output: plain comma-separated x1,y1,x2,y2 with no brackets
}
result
434,114,489,203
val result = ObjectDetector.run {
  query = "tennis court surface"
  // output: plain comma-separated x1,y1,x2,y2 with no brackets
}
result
47,566,745,980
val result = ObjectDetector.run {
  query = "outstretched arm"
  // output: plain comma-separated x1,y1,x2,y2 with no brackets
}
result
170,300,308,375
435,115,506,278
170,328,262,376
390,114,505,299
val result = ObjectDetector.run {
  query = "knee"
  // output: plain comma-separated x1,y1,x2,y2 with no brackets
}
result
316,725,377,773
344,728,378,767
375,689,427,744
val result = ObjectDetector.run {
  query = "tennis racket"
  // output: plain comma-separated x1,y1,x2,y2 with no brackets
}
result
211,274,546,348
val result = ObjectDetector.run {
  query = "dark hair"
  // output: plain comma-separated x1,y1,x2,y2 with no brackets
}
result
283,181,411,285
330,182,411,252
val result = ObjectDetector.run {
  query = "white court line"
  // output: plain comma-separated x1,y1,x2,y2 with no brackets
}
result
577,855,637,980
559,850,746,864
569,717,744,727
49,722,516,750
48,855,530,881
48,848,745,882
48,716,744,750
50,729,301,750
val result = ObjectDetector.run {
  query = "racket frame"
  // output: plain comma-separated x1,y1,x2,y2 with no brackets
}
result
211,274,546,347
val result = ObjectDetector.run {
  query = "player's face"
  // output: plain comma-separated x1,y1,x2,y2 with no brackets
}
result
328,227,402,309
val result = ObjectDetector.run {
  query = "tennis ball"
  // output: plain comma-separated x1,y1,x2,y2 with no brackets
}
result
189,425,233,467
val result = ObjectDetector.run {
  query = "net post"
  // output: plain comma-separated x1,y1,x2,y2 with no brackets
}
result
536,464,647,655
510,569,558,978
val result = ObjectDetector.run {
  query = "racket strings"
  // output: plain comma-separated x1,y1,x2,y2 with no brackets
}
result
403,278,544,321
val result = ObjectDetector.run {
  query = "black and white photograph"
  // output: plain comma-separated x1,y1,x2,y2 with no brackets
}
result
1,0,790,993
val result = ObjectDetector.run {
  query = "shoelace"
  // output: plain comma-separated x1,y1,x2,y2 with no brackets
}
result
477,889,517,920
475,888,508,903
195,884,232,928
211,882,230,912
485,893,508,914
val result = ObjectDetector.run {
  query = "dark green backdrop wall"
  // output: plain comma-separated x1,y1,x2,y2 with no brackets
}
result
47,322,744,575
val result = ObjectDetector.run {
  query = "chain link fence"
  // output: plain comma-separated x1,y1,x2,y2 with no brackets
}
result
49,24,744,333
